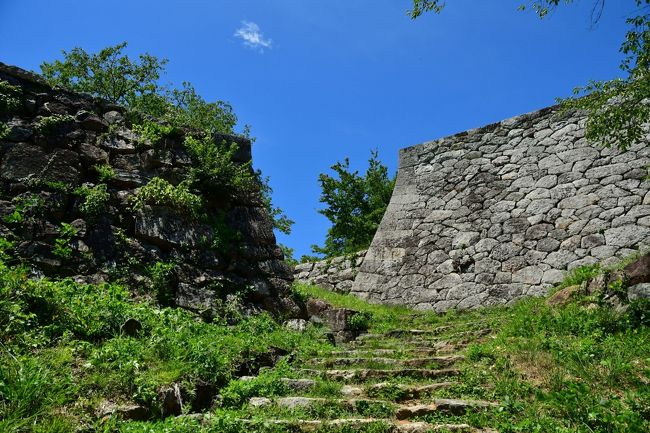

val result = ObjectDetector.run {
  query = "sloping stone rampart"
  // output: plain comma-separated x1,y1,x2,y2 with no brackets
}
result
351,106,650,311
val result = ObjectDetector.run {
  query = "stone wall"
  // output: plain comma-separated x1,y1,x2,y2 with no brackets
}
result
351,105,650,311
0,62,301,317
294,250,366,294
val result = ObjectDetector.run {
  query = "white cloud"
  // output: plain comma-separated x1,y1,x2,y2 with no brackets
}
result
234,21,272,51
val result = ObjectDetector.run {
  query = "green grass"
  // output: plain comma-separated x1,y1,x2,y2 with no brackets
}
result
1,250,649,432
294,283,419,333
0,255,333,432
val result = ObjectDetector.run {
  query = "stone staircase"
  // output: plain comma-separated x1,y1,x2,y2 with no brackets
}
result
234,318,500,432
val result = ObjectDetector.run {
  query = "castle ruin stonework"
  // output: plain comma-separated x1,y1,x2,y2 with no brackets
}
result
350,106,650,311
0,62,300,317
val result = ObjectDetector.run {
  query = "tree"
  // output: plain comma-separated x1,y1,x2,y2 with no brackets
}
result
312,150,395,258
41,42,167,107
409,1,650,150
40,42,238,135
166,82,238,136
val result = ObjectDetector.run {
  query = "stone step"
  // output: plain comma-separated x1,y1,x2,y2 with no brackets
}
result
249,396,389,409
341,381,455,400
299,368,461,381
329,347,449,357
355,328,491,343
280,378,317,392
383,325,469,337
395,399,499,419
344,340,461,354
307,355,464,368
238,418,483,432
249,396,497,418
384,329,440,337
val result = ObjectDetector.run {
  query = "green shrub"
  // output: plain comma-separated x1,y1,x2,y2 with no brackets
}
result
0,259,134,345
348,311,372,331
36,114,74,134
43,181,70,192
184,135,255,198
0,122,9,139
0,238,13,262
3,194,45,224
220,363,291,408
31,279,132,341
52,223,77,260
627,298,650,328
0,80,21,114
466,342,496,362
74,183,110,218
132,177,202,216
93,164,115,182
147,261,176,305
132,120,177,145
557,263,601,289
0,260,38,347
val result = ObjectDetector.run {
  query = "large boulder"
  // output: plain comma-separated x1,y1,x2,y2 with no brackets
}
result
623,254,650,286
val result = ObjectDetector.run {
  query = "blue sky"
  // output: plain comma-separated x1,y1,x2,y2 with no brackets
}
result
0,0,634,258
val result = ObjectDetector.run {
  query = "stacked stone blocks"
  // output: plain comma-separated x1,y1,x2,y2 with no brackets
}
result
350,106,650,311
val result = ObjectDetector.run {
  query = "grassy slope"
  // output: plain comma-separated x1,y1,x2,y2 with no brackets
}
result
293,283,650,432
0,258,332,433
1,254,649,432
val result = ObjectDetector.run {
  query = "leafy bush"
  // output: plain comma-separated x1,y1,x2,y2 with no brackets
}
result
0,262,37,348
184,135,255,198
0,238,13,261
74,183,110,218
220,363,291,408
132,120,177,145
626,298,650,328
147,261,176,305
36,114,74,134
41,42,238,137
0,261,132,344
0,79,21,114
93,164,115,182
132,177,202,216
164,82,237,135
348,311,373,331
557,263,601,289
52,223,77,260
43,181,69,192
0,122,9,139
3,194,45,224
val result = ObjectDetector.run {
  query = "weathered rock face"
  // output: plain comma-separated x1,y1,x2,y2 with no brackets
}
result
294,250,366,294
0,62,300,317
352,106,650,311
